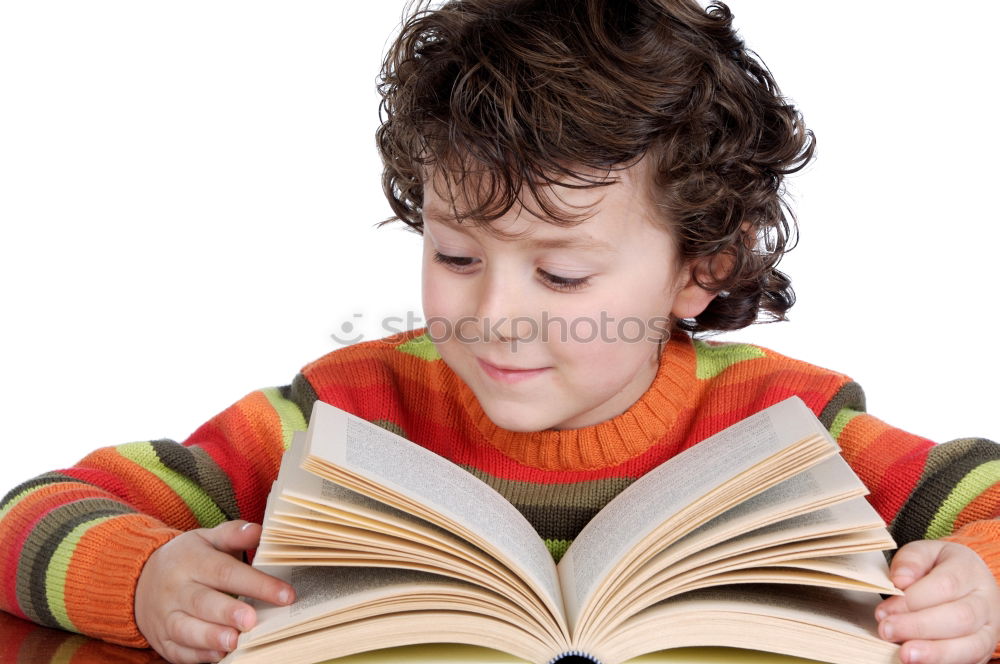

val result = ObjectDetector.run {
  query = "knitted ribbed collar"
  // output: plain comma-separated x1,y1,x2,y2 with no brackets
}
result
446,333,699,471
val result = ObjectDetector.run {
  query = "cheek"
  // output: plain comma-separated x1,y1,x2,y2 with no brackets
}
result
421,273,446,318
421,242,444,314
546,295,663,371
421,260,466,329
546,290,665,346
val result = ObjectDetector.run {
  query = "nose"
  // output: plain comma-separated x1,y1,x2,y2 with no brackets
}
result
470,264,534,345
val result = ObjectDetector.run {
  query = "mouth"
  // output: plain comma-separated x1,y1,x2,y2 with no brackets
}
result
477,357,550,383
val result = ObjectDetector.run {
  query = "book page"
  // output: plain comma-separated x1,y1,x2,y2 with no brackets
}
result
257,432,470,564
242,565,480,644
258,431,564,644
596,584,898,664
305,402,565,628
558,397,833,630
642,456,882,576
582,457,887,632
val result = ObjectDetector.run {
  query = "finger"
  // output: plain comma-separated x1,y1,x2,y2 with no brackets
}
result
875,594,908,620
192,548,295,608
187,584,258,632
896,629,997,664
898,554,980,612
889,540,946,590
165,609,242,654
201,520,263,557
879,595,988,642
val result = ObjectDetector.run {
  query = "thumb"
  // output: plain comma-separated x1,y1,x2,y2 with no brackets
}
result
889,539,946,590
202,519,263,557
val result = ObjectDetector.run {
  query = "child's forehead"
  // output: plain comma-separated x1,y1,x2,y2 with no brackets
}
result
422,169,669,252
424,208,621,254
421,159,657,233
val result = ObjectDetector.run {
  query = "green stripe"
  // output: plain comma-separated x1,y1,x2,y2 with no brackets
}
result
44,515,115,631
829,408,862,441
924,460,1000,539
115,442,226,527
692,340,766,380
545,539,572,563
397,333,441,361
262,387,309,450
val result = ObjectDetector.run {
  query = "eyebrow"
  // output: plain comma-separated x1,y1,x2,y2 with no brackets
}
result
424,210,618,254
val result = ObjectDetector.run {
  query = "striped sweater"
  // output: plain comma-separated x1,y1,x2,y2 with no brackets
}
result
1,327,999,650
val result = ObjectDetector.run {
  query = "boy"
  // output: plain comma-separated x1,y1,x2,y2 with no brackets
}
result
2,2,998,664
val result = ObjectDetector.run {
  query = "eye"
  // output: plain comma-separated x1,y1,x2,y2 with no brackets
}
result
433,251,591,293
538,270,590,292
432,251,478,270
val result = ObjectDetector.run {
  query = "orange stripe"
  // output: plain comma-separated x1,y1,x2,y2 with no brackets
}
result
837,414,936,522
301,328,421,373
837,414,914,487
710,359,837,389
79,449,198,531
953,483,1000,530
63,514,178,646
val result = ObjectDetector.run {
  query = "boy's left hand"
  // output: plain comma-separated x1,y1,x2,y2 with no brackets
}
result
875,540,1000,664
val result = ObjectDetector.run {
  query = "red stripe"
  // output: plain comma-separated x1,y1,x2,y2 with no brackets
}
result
59,467,159,516
185,393,286,526
872,445,932,524
186,419,266,522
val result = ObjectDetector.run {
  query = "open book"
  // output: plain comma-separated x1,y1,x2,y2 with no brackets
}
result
221,397,902,664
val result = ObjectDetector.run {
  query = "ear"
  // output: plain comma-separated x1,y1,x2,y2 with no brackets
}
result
668,256,726,320
670,222,752,320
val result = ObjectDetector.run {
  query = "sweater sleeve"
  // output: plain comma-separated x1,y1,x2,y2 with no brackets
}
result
0,376,315,648
829,405,1000,655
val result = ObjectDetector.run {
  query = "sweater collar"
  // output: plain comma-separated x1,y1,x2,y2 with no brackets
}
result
443,333,698,471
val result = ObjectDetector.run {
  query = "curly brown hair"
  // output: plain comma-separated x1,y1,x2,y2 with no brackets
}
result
375,0,815,333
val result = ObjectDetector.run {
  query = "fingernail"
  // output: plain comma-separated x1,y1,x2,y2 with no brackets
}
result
278,588,292,604
235,608,251,630
894,566,914,579
881,621,893,641
220,630,235,651
240,522,255,533
875,608,886,621
907,646,922,664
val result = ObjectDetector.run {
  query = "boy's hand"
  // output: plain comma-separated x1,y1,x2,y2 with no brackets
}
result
135,520,295,664
875,540,1000,664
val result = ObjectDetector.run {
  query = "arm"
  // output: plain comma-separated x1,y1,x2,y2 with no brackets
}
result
0,377,314,649
830,405,1000,663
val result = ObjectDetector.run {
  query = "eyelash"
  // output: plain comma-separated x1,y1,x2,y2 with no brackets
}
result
432,251,591,292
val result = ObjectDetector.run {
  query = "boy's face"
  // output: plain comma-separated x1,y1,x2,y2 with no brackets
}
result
421,161,714,432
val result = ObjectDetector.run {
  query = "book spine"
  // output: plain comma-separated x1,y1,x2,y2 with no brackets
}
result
546,651,602,664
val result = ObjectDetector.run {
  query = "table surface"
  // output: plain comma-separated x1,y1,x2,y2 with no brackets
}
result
0,610,165,663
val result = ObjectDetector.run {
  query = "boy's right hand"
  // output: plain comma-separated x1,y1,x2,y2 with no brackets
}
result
135,520,296,664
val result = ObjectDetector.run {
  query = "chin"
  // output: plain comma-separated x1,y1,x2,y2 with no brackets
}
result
481,404,559,432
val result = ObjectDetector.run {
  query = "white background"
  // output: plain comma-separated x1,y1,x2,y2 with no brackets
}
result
0,1,997,496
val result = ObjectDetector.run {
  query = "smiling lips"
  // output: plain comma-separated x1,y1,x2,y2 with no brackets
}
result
477,357,550,383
